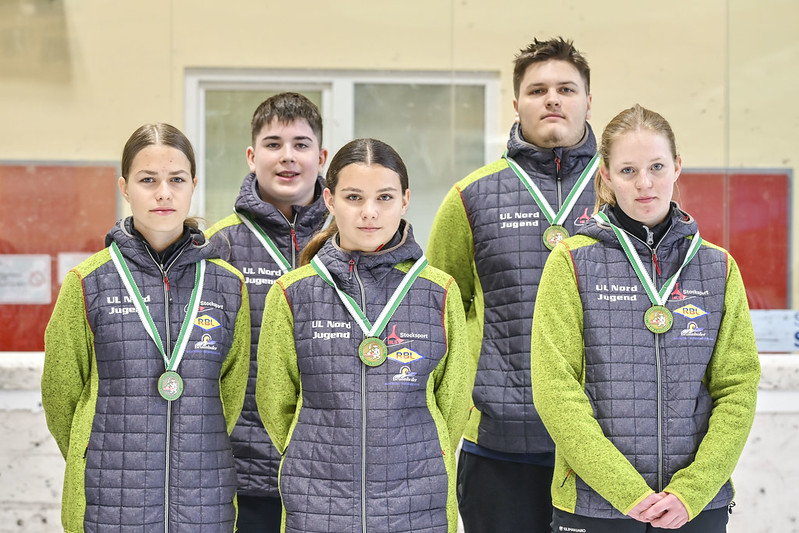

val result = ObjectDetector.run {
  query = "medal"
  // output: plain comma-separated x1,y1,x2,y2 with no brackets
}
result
543,225,569,250
504,151,599,244
110,242,205,401
158,371,184,401
594,212,703,336
311,255,428,367
359,337,388,367
644,305,673,334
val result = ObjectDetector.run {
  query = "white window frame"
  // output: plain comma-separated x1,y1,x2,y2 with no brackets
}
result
185,68,501,217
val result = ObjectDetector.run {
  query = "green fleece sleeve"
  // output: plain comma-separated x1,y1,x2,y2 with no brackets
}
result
256,280,300,455
430,278,475,452
42,271,93,459
531,243,654,514
663,252,761,520
220,280,251,434
427,185,475,312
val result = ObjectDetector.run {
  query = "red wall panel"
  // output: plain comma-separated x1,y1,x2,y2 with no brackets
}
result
0,164,117,350
674,171,790,309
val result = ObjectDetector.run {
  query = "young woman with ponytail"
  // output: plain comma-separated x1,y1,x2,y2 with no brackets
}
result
256,138,475,533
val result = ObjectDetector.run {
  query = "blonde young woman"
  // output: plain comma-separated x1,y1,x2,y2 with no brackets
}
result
43,123,250,532
531,105,760,532
256,138,475,533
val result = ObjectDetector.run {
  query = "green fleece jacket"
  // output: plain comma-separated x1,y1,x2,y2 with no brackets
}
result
42,239,250,532
255,228,475,533
531,233,760,520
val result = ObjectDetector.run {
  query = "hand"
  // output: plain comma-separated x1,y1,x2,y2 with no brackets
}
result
638,493,689,529
627,492,666,522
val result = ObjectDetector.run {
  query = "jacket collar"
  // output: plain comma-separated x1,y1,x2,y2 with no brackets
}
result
583,202,697,252
234,173,328,235
106,217,215,273
505,121,598,179
314,220,423,289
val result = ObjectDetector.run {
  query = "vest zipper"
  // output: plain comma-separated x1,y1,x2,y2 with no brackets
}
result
352,258,369,533
161,264,172,533
555,154,563,207
149,246,187,533
621,225,674,493
290,213,299,268
653,272,664,493
651,226,673,492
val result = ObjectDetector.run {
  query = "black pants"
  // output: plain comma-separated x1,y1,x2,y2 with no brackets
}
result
236,495,282,533
457,449,554,533
551,507,729,533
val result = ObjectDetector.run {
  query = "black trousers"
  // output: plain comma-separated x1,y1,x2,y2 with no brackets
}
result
457,449,554,533
551,507,730,533
236,494,282,533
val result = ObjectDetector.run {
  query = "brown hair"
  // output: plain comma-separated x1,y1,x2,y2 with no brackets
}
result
251,92,323,147
513,37,590,98
121,123,200,229
121,123,196,179
594,104,679,214
299,138,408,265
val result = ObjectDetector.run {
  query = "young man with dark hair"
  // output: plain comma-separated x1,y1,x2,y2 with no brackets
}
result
427,37,598,532
206,92,329,533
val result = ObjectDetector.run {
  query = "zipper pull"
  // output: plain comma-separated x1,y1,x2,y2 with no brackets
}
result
164,274,173,303
555,156,562,179
291,226,299,251
349,258,354,280
643,225,654,247
652,251,661,276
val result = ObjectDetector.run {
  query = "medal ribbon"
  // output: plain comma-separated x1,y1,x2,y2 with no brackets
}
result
109,242,205,371
236,210,292,274
593,212,703,306
503,151,600,226
310,255,428,338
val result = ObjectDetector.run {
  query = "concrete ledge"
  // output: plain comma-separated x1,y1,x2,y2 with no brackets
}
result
0,353,45,391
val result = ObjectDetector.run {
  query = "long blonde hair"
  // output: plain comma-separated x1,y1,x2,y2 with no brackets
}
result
593,104,679,214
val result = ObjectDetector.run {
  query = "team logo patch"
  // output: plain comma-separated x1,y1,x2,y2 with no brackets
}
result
679,322,708,338
387,347,425,364
673,304,708,320
386,324,403,345
194,334,218,351
390,366,419,385
194,314,221,331
574,207,591,226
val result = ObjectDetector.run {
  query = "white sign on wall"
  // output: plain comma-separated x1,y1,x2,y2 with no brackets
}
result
57,252,92,285
0,254,51,304
750,310,799,353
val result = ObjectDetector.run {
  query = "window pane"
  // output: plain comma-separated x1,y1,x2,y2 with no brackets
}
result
204,90,323,227
353,83,485,248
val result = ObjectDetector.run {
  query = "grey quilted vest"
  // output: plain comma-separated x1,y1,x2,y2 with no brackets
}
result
279,225,451,532
463,123,597,453
208,173,328,498
81,220,243,531
570,206,734,518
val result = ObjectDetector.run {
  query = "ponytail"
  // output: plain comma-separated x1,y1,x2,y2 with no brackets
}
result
299,219,338,266
592,169,616,215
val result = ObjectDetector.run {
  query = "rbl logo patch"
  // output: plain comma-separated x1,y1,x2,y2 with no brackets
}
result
673,304,708,320
194,314,221,330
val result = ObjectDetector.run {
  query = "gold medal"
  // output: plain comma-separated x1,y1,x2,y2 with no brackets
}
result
158,371,184,401
644,305,673,334
543,225,569,250
359,337,387,367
